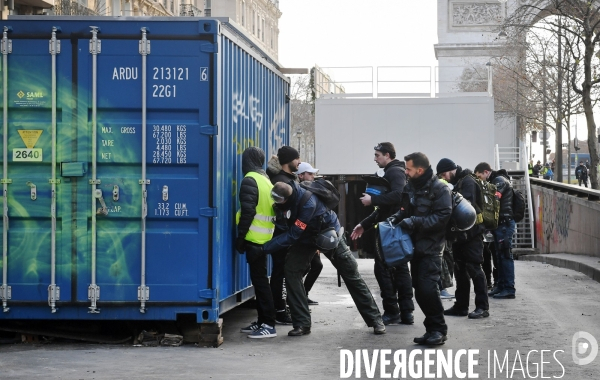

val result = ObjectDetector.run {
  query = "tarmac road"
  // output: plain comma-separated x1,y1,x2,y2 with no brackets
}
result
1,258,599,380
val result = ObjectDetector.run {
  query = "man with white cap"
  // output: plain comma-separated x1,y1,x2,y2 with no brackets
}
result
295,162,323,305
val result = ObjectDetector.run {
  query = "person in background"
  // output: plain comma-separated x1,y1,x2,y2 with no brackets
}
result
295,162,323,306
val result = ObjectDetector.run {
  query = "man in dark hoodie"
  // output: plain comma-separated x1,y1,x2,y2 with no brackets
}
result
436,159,489,319
266,146,300,325
389,152,452,345
351,142,414,325
235,147,278,338
474,162,516,300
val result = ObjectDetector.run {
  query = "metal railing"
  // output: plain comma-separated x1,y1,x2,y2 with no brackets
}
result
530,177,600,201
180,3,203,16
313,66,492,99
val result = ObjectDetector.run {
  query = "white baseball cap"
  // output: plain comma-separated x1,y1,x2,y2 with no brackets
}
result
295,162,319,175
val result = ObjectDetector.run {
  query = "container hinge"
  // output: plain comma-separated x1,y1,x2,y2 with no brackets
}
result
88,284,100,313
94,189,108,216
1,26,12,55
89,179,101,185
200,42,218,53
137,285,150,302
49,26,61,55
200,125,218,136
0,179,11,184
139,179,150,185
48,284,60,312
139,27,150,55
162,185,168,201
26,182,37,200
89,26,101,55
0,285,11,301
48,179,61,184
199,289,217,299
199,207,217,218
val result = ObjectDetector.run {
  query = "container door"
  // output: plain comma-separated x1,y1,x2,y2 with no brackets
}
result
77,32,213,309
0,28,73,311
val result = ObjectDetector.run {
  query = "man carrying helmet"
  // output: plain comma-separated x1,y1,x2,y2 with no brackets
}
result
388,152,452,345
263,181,386,337
436,158,489,320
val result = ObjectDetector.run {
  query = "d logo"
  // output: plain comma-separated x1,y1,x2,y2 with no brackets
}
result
572,331,598,365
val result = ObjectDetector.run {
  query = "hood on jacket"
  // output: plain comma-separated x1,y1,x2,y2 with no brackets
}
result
452,166,473,185
385,159,406,171
491,169,510,182
267,154,282,178
242,147,266,175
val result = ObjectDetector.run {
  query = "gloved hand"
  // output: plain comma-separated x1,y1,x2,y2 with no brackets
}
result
399,217,415,232
235,237,246,254
386,215,399,225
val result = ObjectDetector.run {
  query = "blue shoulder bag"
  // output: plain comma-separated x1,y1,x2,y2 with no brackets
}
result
377,220,414,266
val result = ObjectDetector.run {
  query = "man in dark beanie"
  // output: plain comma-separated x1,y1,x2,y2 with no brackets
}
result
436,158,489,320
266,145,301,325
351,142,414,326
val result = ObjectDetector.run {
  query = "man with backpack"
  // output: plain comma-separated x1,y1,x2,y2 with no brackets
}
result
263,181,386,337
576,161,589,187
474,163,516,300
436,159,489,319
350,142,414,326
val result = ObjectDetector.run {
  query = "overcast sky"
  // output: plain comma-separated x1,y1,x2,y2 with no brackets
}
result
278,0,439,69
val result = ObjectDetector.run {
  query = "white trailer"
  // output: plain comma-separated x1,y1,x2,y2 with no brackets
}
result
315,96,495,175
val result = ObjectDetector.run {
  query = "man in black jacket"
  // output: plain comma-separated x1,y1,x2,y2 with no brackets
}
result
266,146,301,325
351,142,414,325
264,181,386,337
235,147,277,338
390,152,452,345
436,159,489,319
474,162,516,300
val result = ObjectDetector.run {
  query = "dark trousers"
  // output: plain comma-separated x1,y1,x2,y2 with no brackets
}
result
411,255,447,335
285,239,382,328
303,252,323,295
374,258,414,316
482,241,497,287
246,244,276,327
453,239,488,311
493,220,516,294
270,248,287,311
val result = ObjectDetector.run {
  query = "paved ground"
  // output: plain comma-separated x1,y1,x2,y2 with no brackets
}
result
1,258,600,380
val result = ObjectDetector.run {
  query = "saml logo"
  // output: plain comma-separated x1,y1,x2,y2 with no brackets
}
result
17,90,24,98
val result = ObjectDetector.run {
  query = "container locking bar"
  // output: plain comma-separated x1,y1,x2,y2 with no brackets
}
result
88,26,101,313
48,26,61,313
1,26,12,313
138,27,151,313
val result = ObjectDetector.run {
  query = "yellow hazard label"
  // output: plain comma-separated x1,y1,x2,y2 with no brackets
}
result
18,130,43,148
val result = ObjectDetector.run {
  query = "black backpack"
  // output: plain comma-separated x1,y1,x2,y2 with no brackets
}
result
299,178,340,210
512,188,526,223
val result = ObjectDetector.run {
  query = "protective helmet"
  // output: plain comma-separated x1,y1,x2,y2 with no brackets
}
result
450,192,477,231
362,175,391,196
315,227,340,251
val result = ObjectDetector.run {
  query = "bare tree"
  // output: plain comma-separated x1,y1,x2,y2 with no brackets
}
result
289,73,316,164
503,0,600,188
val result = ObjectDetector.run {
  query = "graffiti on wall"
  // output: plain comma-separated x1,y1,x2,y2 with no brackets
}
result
232,93,263,131
535,191,572,252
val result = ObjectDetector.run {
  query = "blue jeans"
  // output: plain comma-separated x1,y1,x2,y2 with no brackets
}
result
492,219,516,294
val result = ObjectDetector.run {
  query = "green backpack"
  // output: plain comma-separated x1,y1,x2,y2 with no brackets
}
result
459,174,500,230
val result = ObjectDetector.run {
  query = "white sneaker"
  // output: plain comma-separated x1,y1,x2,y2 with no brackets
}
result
440,289,455,299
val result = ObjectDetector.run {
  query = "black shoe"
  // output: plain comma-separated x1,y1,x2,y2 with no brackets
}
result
425,331,447,345
275,309,293,325
444,306,468,316
413,332,432,344
288,326,311,336
493,290,515,299
468,308,490,319
307,298,319,306
400,311,414,325
488,286,502,296
381,313,401,325
373,320,386,335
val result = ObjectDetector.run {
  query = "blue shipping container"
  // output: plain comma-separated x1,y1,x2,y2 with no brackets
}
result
0,17,290,323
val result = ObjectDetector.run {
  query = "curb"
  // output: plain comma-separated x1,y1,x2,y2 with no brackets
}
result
520,255,600,284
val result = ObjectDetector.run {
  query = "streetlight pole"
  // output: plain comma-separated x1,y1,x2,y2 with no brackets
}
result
296,130,302,158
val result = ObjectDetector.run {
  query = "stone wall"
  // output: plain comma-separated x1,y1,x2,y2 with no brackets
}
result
532,185,600,257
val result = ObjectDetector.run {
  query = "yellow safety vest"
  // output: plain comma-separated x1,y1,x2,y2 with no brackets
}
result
236,171,275,244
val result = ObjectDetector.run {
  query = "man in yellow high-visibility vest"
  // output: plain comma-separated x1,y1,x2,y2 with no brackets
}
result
236,147,277,339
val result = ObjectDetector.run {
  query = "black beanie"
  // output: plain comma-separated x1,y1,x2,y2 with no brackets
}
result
277,146,299,165
436,158,457,175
